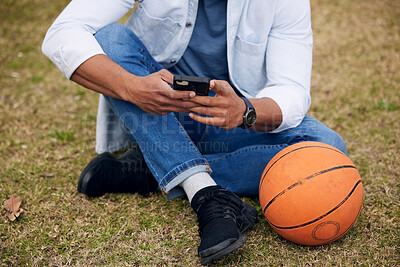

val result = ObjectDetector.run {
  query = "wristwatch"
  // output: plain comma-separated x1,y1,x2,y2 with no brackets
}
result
240,97,257,129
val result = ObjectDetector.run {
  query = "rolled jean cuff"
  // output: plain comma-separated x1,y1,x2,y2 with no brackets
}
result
161,158,211,199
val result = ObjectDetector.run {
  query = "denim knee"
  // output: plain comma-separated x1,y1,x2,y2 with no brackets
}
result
294,116,348,155
313,127,347,155
94,23,162,76
94,23,143,60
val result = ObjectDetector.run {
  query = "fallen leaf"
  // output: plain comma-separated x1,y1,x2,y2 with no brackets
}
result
4,195,21,211
3,195,23,221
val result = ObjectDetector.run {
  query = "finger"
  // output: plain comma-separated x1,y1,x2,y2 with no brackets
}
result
189,112,222,126
189,106,218,116
157,97,202,110
174,99,203,109
160,87,196,100
159,69,174,84
171,89,196,100
187,95,219,107
155,99,203,114
210,80,229,95
161,106,194,114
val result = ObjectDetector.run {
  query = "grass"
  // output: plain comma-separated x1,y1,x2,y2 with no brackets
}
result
0,0,399,265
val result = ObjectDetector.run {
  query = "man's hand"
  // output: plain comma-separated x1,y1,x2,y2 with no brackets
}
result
188,80,246,130
125,69,198,115
72,55,198,116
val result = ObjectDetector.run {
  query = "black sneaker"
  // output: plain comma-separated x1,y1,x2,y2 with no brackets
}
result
191,185,258,265
77,146,159,197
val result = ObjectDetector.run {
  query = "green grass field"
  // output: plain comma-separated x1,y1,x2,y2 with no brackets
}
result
1,0,399,265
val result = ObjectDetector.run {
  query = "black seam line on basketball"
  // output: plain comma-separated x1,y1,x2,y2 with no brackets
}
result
267,180,362,230
259,145,346,191
262,165,357,214
325,198,363,243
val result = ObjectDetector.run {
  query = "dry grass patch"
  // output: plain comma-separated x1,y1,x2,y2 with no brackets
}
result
1,0,399,265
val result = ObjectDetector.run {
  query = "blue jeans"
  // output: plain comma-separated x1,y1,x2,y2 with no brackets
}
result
94,24,347,199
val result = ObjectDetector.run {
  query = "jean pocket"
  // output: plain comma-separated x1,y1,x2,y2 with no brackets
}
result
231,35,268,96
126,4,180,56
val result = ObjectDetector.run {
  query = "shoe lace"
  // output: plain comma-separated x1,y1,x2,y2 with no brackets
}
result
118,153,157,196
195,190,243,236
120,156,150,175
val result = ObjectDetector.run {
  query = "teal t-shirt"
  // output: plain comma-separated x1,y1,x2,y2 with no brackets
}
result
169,0,229,82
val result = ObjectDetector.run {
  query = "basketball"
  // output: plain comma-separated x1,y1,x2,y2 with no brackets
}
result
259,141,363,246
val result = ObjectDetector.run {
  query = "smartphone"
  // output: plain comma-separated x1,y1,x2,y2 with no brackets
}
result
173,75,210,96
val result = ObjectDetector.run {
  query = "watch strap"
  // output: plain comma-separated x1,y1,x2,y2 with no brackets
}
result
241,97,254,110
240,97,256,129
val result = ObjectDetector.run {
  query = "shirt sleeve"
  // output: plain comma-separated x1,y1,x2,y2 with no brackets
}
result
256,0,313,133
42,0,136,79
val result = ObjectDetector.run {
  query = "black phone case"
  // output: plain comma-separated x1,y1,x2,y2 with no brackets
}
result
173,75,210,96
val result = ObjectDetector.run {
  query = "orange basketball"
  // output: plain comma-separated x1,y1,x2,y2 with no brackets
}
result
259,141,363,246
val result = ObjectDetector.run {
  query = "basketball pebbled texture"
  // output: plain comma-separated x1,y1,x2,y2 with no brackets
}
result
259,141,363,246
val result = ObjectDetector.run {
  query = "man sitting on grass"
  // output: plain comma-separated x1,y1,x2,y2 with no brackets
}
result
42,0,347,264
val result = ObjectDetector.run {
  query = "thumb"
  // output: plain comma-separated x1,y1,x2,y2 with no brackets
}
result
159,69,174,85
210,80,227,95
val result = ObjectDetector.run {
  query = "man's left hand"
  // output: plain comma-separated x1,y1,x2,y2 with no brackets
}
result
188,80,246,130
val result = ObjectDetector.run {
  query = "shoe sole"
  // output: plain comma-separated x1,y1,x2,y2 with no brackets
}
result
239,202,258,233
199,233,247,265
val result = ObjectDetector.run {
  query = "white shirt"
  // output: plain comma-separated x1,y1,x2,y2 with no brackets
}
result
42,0,313,153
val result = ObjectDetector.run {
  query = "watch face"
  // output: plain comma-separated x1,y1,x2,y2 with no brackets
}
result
246,110,257,126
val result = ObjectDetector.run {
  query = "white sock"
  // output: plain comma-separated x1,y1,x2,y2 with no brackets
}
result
180,172,217,203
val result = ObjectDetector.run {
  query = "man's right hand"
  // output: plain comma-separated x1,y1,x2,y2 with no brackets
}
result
125,69,198,115
72,55,200,116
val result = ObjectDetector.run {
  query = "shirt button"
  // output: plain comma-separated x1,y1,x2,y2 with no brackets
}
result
185,22,192,27
171,59,176,63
